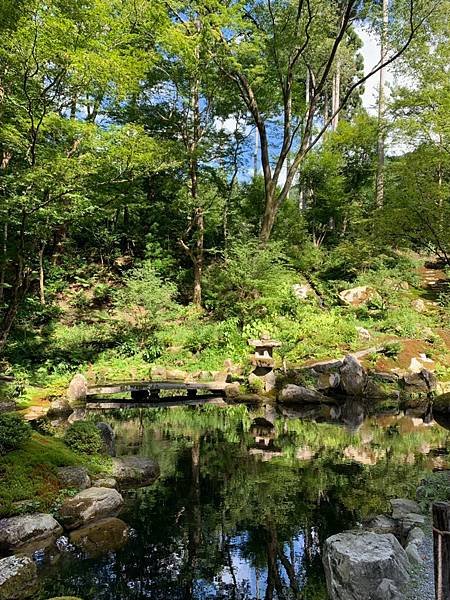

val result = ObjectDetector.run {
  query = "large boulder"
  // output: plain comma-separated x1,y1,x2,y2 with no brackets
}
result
57,487,124,530
390,498,421,519
316,372,340,391
57,466,91,491
0,555,38,600
111,456,160,488
340,355,368,396
322,531,410,600
339,286,379,307
69,517,129,557
278,384,328,404
402,369,437,395
67,374,88,404
434,392,450,415
0,513,62,553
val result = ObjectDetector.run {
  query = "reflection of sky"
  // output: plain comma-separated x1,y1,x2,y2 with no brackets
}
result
215,531,315,598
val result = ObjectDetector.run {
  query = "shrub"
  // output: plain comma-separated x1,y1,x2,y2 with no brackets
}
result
0,413,32,454
63,421,103,454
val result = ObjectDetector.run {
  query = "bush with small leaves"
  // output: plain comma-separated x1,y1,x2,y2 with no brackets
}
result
63,421,103,454
0,413,32,454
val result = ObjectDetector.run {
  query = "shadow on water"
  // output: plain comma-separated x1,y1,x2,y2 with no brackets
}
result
38,399,450,600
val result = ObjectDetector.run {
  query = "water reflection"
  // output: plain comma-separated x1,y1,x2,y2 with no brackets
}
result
39,402,449,600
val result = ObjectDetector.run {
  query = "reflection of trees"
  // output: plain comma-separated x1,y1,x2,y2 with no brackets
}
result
40,406,449,600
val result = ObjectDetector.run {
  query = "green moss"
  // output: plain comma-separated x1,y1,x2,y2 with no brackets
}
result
0,433,111,517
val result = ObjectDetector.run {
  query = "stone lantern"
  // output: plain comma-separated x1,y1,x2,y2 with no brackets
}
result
247,334,281,392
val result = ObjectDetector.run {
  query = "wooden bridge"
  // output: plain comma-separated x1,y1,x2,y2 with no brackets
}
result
85,379,229,410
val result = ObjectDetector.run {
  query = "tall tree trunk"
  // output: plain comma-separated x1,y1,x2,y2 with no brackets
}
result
332,57,341,131
0,220,7,304
375,0,389,208
0,212,29,350
39,242,46,305
253,127,259,179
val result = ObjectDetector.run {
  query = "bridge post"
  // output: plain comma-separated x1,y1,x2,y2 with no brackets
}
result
433,501,450,600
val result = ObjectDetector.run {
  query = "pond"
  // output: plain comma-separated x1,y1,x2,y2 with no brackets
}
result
38,400,449,600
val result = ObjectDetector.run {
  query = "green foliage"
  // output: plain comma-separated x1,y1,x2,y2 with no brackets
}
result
63,421,103,455
204,239,298,320
0,413,31,454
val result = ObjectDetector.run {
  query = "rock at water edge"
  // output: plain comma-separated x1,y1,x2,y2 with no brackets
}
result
0,555,38,600
58,487,124,530
111,456,160,488
322,531,410,600
0,513,63,553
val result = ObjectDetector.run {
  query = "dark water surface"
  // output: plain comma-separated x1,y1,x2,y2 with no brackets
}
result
38,401,449,600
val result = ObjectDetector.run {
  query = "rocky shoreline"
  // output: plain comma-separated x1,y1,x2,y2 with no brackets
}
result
0,457,159,599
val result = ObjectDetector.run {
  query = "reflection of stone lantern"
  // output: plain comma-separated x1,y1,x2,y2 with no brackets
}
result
248,335,281,393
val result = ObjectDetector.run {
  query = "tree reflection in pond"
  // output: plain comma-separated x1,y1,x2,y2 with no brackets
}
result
39,403,449,600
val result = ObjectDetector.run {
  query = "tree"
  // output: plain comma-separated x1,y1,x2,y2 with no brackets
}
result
205,0,437,241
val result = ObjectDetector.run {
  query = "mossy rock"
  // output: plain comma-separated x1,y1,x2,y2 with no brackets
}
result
434,392,450,414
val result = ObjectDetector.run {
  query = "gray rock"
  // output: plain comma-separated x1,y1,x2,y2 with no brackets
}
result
67,408,87,423
308,359,343,373
111,456,160,488
57,466,91,490
316,372,340,391
403,369,437,394
0,513,63,553
279,384,328,404
340,355,368,396
434,392,450,415
400,513,425,531
0,402,16,414
367,515,398,535
0,555,38,599
48,398,73,418
57,487,124,530
356,326,372,341
67,373,88,403
371,578,405,600
390,498,421,519
406,527,425,547
323,531,410,600
96,422,116,456
339,286,379,307
292,283,313,300
405,542,423,565
92,477,117,489
69,517,129,557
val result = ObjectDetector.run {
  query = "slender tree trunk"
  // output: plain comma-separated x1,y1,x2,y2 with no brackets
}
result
38,242,45,305
332,58,341,131
253,127,259,179
375,0,389,208
0,220,7,304
0,212,29,350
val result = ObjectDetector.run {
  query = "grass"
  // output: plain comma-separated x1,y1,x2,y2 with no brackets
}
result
0,433,112,517
3,252,450,402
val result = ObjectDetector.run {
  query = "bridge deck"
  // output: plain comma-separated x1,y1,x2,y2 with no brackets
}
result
87,380,227,397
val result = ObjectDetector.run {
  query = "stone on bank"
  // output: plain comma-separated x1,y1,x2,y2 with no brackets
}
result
0,513,63,553
111,456,160,488
0,555,38,600
58,487,124,530
322,531,410,600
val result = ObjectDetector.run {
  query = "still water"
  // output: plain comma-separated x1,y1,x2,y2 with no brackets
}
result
38,401,449,599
